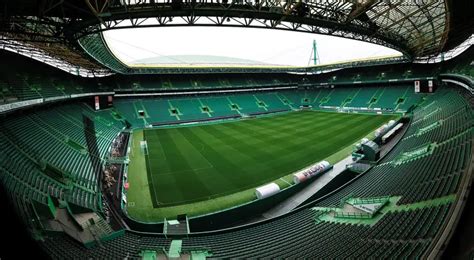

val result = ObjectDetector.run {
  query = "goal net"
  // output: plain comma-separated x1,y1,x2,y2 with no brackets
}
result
140,140,148,155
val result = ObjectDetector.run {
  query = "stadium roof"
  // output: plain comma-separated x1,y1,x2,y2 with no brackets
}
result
0,0,472,75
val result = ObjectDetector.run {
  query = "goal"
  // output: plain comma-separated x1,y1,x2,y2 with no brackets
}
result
140,140,148,155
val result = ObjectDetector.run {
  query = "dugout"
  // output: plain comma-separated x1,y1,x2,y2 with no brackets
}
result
256,183,281,199
361,141,380,161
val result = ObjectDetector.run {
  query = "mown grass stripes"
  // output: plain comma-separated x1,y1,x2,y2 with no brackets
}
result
141,110,397,207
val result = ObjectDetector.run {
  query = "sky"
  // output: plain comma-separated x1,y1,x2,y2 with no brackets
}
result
103,26,402,67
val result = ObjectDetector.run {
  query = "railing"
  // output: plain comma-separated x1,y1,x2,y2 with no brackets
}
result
440,74,474,95
180,246,213,254
350,196,390,205
334,211,372,219
0,92,114,114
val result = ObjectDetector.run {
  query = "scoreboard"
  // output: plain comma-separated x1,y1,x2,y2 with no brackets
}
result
90,95,114,110
414,79,437,93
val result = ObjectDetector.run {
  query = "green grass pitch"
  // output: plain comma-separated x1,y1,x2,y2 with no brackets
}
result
126,110,397,221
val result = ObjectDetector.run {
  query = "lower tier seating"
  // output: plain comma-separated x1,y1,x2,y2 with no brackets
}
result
0,87,471,259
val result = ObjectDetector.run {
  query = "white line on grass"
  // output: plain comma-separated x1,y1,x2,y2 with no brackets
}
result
175,130,214,169
279,177,292,185
155,166,215,176
144,129,161,206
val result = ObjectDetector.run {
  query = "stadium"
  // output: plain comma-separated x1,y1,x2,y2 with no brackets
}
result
0,0,473,259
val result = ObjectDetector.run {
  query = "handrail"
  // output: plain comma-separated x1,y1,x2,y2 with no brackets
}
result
440,74,474,94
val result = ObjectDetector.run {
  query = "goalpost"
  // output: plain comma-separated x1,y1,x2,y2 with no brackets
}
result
140,140,148,155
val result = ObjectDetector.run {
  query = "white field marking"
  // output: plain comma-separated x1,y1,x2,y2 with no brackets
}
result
144,131,163,205
147,131,214,175
153,165,215,176
175,130,215,169
279,177,292,185
194,143,214,169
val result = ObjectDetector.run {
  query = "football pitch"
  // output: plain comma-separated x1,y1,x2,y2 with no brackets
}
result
126,110,397,221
